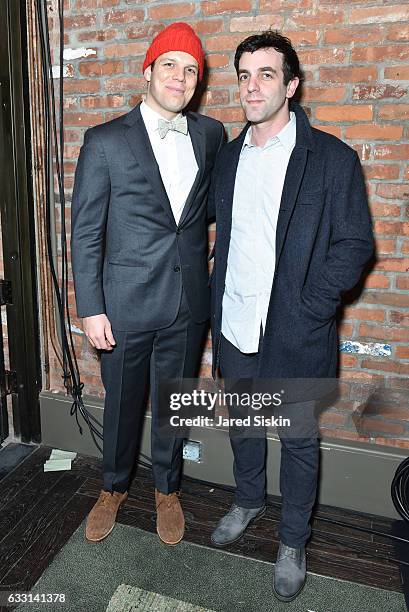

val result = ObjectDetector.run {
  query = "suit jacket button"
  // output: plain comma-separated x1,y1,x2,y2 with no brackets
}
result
176,228,182,235
174,265,181,272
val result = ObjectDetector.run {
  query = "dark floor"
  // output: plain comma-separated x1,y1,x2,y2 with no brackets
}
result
0,442,406,603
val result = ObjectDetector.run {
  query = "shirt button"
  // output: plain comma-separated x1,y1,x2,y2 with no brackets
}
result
174,265,181,272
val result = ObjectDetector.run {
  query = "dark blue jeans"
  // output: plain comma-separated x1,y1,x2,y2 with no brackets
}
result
219,334,319,548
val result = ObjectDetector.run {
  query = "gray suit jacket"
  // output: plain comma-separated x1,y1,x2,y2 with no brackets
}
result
71,103,225,331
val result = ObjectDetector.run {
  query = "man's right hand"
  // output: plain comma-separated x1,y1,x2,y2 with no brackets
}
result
82,314,116,351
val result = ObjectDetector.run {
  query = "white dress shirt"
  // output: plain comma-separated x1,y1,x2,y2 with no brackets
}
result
221,112,297,353
140,100,198,225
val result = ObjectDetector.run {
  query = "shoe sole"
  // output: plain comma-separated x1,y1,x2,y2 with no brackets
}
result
157,532,184,546
210,507,266,548
272,576,306,602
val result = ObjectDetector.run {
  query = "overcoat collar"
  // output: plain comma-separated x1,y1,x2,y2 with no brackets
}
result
122,103,206,226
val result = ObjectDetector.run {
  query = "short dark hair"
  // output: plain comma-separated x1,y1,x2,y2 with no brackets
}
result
234,30,301,85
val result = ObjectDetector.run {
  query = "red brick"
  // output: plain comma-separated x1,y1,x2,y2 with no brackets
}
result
374,221,409,237
379,105,409,120
384,65,409,80
376,184,409,200
287,7,345,28
191,20,225,35
279,30,319,47
63,79,100,94
205,34,244,52
397,277,409,290
352,144,371,162
125,24,164,40
64,112,104,127
374,145,409,160
339,354,359,367
104,9,144,24
129,94,144,107
359,324,409,342
388,378,409,391
229,15,283,32
390,311,409,326
207,72,238,87
338,322,353,337
372,203,402,219
324,25,385,45
105,111,126,122
345,125,403,140
375,438,409,449
104,43,149,58
79,60,124,77
396,346,409,359
319,412,348,426
320,66,377,83
205,107,245,123
202,89,229,106
80,94,125,108
363,291,409,308
301,87,346,103
104,76,146,93
298,48,345,66
201,0,252,16
365,275,390,289
77,29,118,42
315,105,372,122
375,239,396,254
353,84,406,101
260,0,312,8
341,371,383,382
358,418,405,436
77,0,119,7
344,307,385,322
387,23,409,42
375,258,409,273
314,125,342,138
350,5,409,25
65,14,97,29
402,242,409,255
150,3,195,19
352,45,409,63
207,54,230,69
365,166,400,181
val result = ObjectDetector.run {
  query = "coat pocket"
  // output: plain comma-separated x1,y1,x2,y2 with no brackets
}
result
107,262,149,283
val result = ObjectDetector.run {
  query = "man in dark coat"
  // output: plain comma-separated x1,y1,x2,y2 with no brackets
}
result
209,31,373,601
71,22,224,546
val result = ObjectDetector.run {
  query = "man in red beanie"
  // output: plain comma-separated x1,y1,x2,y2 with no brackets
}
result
71,22,224,545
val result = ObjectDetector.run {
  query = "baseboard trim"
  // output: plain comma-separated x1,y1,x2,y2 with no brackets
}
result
40,390,405,519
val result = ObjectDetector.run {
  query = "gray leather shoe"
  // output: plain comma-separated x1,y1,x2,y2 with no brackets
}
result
272,542,306,602
211,503,265,547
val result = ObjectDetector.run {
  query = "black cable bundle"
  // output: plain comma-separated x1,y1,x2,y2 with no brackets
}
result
35,0,103,452
392,457,409,523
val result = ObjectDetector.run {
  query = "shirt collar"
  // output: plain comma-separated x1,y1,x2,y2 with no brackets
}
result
140,100,182,133
243,111,296,153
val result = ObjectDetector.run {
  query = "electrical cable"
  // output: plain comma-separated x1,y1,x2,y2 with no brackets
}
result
36,0,409,573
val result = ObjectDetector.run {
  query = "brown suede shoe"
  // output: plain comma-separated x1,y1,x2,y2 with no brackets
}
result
155,489,185,545
85,489,128,542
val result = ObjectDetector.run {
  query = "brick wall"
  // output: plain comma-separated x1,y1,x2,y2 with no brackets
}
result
43,0,409,447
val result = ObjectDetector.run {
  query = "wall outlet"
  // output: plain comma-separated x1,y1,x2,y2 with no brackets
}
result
183,439,202,463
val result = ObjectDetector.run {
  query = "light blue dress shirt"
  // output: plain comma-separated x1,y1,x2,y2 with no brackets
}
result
221,112,297,354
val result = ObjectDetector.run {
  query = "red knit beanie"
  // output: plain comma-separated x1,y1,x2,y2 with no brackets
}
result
143,22,205,81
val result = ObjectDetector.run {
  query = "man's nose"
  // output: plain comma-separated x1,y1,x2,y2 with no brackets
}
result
247,74,260,92
173,67,185,81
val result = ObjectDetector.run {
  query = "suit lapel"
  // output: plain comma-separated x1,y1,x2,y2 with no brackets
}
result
178,114,206,226
275,146,308,268
123,104,175,225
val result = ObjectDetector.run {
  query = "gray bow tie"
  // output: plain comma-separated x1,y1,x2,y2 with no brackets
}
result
158,116,188,139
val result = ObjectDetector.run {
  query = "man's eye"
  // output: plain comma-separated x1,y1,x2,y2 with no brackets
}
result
262,73,273,79
239,74,248,81
164,62,174,68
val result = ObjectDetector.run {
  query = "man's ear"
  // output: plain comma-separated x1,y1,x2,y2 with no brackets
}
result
144,65,152,83
286,76,299,100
